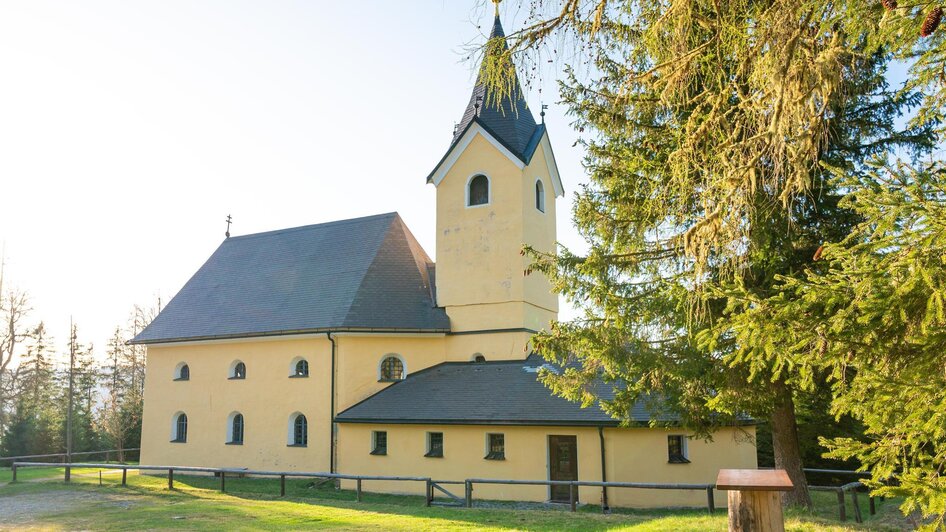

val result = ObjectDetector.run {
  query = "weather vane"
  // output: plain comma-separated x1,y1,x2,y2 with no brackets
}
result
225,214,233,239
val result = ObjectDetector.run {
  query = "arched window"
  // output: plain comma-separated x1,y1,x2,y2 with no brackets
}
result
173,413,188,442
535,179,546,213
290,414,308,446
294,359,309,377
230,361,246,380
467,174,489,206
379,356,405,382
473,354,486,363
228,413,244,445
175,363,189,381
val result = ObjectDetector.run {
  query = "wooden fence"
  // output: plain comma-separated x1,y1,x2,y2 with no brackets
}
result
10,461,878,521
803,468,875,524
0,449,140,464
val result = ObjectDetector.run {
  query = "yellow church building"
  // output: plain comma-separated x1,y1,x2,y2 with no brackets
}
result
132,12,756,508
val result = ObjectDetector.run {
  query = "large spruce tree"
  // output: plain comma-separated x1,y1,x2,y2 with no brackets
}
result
482,0,940,507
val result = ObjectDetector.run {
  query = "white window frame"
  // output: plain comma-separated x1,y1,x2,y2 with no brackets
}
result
534,178,546,213
377,353,407,382
465,172,492,208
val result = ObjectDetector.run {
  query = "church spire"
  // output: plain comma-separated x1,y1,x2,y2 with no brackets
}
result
451,6,538,160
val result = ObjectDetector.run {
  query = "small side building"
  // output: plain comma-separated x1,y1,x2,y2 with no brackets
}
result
336,355,755,508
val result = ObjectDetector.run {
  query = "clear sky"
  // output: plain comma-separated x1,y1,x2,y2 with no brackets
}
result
0,1,588,362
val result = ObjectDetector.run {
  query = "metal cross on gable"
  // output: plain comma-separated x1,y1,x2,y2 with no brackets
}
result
225,214,233,239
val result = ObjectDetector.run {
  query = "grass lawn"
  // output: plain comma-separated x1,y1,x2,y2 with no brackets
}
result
0,469,911,531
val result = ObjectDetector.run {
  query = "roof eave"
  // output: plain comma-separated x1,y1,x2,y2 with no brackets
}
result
128,326,452,346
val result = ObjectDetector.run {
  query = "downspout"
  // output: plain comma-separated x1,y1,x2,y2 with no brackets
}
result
598,426,610,513
328,332,337,474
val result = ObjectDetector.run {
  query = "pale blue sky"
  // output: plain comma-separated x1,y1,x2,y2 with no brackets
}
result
0,1,587,360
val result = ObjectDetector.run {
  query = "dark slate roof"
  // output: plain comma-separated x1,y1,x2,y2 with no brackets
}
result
336,355,681,427
453,15,538,157
131,213,450,345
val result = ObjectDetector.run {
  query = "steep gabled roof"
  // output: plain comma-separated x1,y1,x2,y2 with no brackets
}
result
131,213,450,345
452,14,538,160
336,355,684,426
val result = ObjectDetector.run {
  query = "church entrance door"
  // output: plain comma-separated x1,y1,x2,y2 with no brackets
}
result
548,435,578,502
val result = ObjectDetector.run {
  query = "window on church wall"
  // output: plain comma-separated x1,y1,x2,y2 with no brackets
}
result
172,413,188,443
292,359,309,378
485,433,505,460
289,414,307,447
379,356,404,382
174,363,190,381
425,432,444,458
668,435,690,464
535,179,545,213
467,174,489,206
230,361,246,380
371,431,387,455
228,413,244,445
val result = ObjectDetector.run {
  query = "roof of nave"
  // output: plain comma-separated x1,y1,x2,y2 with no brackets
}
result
131,212,450,345
335,354,697,427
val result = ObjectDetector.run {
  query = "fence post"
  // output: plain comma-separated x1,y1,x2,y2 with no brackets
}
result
280,475,286,497
168,468,174,490
11,464,16,483
851,488,863,523
220,471,226,493
569,483,577,512
836,489,846,521
65,466,71,483
121,468,127,486
465,480,472,508
356,478,362,502
425,479,431,507
869,495,876,516
706,486,715,514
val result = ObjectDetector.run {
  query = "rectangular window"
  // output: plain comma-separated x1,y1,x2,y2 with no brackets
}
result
425,432,444,458
668,435,689,463
485,433,505,460
371,431,387,455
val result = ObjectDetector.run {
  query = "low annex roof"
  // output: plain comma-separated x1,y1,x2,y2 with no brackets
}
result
131,212,450,345
335,355,681,427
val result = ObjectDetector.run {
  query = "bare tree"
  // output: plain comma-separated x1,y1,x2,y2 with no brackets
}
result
0,289,31,439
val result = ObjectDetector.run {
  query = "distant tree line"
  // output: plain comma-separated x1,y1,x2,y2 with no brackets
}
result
0,280,154,462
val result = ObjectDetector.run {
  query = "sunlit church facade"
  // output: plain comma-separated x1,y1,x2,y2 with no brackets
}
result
133,13,756,508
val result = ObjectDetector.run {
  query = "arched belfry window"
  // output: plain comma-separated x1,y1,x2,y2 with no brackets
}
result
379,355,405,382
467,174,489,207
175,363,190,381
535,179,546,213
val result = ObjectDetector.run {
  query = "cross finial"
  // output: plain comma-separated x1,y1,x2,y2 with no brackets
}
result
493,0,501,17
225,214,233,239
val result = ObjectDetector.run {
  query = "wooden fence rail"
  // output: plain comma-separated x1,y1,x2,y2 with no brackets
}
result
11,461,874,521
11,461,431,505
0,449,140,463
463,477,716,513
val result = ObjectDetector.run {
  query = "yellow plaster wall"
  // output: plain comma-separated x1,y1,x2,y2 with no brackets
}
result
332,334,447,411
140,338,333,471
434,133,558,333
336,424,756,508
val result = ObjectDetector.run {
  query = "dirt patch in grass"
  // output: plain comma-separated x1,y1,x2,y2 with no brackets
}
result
0,489,136,526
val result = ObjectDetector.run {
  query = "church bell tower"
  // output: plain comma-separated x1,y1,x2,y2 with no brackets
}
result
426,7,563,340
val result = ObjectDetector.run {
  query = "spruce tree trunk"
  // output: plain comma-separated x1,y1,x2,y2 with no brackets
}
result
771,379,812,508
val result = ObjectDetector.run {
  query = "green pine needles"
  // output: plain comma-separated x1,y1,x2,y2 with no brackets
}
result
492,0,946,521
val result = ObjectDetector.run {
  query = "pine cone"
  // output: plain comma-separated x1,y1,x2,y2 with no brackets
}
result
921,6,943,37
882,0,897,10
813,244,824,262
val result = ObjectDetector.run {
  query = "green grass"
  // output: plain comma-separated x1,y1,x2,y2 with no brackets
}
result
0,469,911,531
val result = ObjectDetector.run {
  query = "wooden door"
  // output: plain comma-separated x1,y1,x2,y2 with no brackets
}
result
548,435,578,502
